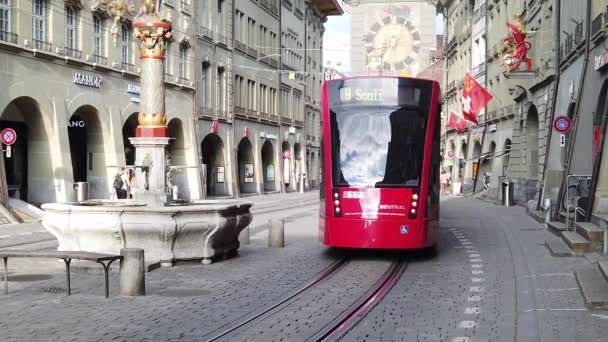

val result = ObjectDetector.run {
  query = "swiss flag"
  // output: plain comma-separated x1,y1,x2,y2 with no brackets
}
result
448,111,468,133
462,72,493,124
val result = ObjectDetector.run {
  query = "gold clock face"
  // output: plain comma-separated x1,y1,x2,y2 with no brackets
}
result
365,15,421,72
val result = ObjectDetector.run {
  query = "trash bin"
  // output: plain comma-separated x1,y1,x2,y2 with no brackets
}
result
74,182,89,202
501,181,514,207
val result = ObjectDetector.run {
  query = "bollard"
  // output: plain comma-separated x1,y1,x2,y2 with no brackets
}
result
543,199,551,225
240,226,250,245
269,219,285,248
119,248,145,296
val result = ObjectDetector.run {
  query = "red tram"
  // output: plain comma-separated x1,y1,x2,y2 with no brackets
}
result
319,76,441,251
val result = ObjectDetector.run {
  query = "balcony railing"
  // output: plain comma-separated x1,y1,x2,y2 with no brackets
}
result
32,39,52,51
121,62,134,72
198,26,214,40
294,8,304,20
565,35,573,55
216,33,230,46
268,57,279,69
472,62,486,77
63,47,82,58
163,0,175,6
235,40,246,53
164,73,173,82
199,106,215,117
575,22,584,44
0,31,18,44
180,0,191,13
247,46,257,58
591,13,605,39
235,106,247,115
92,54,108,65
269,2,279,15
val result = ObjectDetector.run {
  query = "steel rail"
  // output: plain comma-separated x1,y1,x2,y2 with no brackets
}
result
308,259,408,342
204,258,349,342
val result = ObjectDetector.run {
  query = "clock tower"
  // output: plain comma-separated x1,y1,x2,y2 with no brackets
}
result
350,2,437,76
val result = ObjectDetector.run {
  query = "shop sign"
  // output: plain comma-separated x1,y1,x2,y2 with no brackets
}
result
73,72,102,88
260,131,277,140
127,84,141,95
288,127,296,134
594,51,608,71
130,97,140,103
244,127,250,137
211,121,219,134
489,124,497,132
68,120,85,128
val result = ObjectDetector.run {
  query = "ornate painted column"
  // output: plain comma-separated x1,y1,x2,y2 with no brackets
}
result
129,0,173,205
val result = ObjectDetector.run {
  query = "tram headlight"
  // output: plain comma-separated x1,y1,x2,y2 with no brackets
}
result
412,194,419,200
411,201,417,207
334,200,340,206
335,207,341,213
333,192,339,199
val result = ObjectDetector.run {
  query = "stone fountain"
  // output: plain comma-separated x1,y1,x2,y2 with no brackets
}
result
41,0,252,269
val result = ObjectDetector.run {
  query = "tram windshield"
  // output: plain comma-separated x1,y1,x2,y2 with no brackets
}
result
327,78,433,188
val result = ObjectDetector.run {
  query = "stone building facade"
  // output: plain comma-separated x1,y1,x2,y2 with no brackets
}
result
195,0,341,198
0,0,198,205
441,0,557,204
0,0,341,205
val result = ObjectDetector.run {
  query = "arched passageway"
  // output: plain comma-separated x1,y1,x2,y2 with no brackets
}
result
201,133,226,197
122,113,138,167
261,140,275,192
167,118,190,200
237,137,256,194
0,97,52,203
294,143,303,191
282,141,291,191
526,105,539,178
67,105,107,199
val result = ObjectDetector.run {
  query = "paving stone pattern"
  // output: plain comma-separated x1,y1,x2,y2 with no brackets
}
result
224,260,392,342
1,196,607,341
0,213,334,342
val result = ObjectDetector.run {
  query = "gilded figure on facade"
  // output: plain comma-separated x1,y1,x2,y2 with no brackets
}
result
498,14,533,72
97,0,136,46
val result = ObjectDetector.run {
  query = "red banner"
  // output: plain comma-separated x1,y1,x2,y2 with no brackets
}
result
462,72,493,124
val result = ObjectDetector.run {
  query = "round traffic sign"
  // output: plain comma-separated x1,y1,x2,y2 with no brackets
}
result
1,128,17,146
553,116,572,133
283,150,290,158
447,150,455,158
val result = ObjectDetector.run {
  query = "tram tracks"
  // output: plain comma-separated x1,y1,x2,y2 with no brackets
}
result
204,257,407,342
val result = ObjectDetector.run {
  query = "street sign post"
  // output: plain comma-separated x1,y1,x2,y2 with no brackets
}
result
553,116,572,133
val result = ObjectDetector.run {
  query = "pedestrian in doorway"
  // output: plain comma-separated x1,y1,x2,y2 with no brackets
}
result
113,168,128,199
127,168,136,199
440,169,449,195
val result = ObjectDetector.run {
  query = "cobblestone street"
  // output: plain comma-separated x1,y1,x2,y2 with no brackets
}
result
0,194,607,341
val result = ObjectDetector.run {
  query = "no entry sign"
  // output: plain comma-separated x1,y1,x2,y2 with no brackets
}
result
1,128,17,146
553,116,572,133
447,150,455,158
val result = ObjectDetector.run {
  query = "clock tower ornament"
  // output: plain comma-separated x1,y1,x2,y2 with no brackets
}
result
364,12,421,73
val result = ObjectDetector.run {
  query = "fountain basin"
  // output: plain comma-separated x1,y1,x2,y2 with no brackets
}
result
41,201,252,269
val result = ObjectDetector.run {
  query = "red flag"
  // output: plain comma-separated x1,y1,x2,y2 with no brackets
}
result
448,111,468,133
462,72,493,124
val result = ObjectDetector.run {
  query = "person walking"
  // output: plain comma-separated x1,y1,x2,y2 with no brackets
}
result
127,168,136,199
440,169,449,195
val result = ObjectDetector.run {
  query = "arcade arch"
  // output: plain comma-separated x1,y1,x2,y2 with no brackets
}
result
201,133,226,197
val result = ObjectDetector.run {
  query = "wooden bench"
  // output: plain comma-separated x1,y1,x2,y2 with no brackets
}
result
0,250,123,298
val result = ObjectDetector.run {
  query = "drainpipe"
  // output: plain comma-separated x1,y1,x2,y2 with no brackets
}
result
536,0,561,211
278,0,285,194
554,0,591,220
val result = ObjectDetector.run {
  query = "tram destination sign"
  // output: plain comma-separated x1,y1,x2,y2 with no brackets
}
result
73,72,103,88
